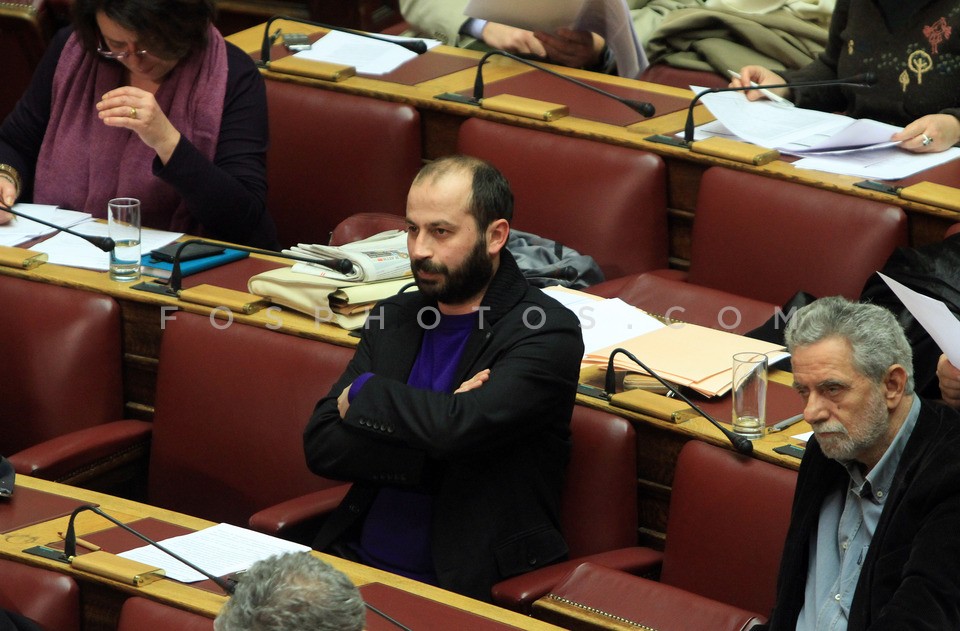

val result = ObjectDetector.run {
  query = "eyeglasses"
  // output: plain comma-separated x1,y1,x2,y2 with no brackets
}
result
97,32,149,60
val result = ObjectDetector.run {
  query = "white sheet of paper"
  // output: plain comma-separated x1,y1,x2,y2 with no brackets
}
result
119,523,310,583
0,204,92,247
793,146,960,180
696,88,899,153
30,220,181,271
294,30,417,75
879,272,960,365
575,297,665,355
792,431,814,443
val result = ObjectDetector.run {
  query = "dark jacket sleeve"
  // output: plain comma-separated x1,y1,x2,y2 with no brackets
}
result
154,42,277,249
303,297,583,485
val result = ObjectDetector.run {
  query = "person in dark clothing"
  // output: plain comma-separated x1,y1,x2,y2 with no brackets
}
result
303,155,583,600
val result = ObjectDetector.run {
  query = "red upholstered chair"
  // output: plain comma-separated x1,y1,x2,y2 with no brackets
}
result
534,562,764,631
0,275,147,489
0,0,53,122
528,440,797,629
591,167,908,333
117,596,214,631
265,80,421,249
0,558,81,631
638,64,728,91
490,406,663,612
456,118,668,281
143,312,354,531
945,223,960,239
328,212,408,246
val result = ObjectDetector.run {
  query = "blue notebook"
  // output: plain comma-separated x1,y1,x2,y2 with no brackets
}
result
140,248,249,280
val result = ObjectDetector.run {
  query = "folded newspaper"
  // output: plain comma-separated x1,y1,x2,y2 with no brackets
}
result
284,229,410,283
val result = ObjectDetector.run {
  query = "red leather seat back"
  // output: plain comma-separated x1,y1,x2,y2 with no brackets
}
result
117,596,214,631
689,167,908,305
329,212,409,246
0,558,81,631
0,275,123,454
266,80,421,248
563,407,638,557
456,118,668,280
660,440,797,616
148,312,355,525
0,2,52,121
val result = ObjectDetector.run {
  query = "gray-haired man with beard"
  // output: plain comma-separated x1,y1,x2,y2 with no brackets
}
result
303,155,583,601
759,296,960,630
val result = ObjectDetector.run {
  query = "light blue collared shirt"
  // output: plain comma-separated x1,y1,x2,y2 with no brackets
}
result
796,395,920,631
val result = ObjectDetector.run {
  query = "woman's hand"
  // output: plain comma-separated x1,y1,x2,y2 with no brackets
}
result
891,114,960,153
730,65,789,101
481,22,547,58
97,86,182,164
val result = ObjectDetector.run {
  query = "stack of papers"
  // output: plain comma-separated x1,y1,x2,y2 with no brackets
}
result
119,522,309,583
293,30,440,75
543,287,788,397
691,88,960,179
31,221,181,271
0,204,91,247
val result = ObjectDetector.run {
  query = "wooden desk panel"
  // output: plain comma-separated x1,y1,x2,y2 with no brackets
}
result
1,476,562,631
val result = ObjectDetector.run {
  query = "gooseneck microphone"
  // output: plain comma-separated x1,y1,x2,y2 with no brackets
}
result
682,73,878,143
604,347,754,455
468,50,656,118
258,14,427,66
0,201,115,252
63,504,236,594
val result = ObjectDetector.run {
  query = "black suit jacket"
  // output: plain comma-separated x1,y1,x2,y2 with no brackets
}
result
304,250,584,600
762,399,960,630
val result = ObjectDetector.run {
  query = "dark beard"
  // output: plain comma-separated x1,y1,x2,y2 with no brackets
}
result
412,236,494,305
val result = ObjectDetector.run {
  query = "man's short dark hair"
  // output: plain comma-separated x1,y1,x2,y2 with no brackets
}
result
413,155,513,228
73,0,216,60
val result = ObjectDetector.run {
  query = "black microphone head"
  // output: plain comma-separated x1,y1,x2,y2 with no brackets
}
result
402,39,428,54
88,235,116,252
624,99,656,118
731,433,754,455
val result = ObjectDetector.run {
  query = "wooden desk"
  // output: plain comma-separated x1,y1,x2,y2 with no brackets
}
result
226,21,960,264
0,475,562,631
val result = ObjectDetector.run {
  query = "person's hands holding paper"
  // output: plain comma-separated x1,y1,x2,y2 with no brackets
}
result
481,22,548,58
890,114,960,153
729,65,790,101
937,354,960,408
534,28,605,68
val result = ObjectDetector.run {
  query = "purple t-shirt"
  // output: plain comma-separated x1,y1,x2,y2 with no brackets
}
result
350,311,477,583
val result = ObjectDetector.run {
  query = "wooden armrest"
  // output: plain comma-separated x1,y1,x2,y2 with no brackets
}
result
8,420,152,492
491,547,665,614
248,484,351,545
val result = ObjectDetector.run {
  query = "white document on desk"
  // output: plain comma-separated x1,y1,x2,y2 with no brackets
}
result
695,89,900,153
0,204,92,247
30,220,181,271
543,287,665,355
294,30,424,75
879,272,960,365
465,0,648,78
792,145,960,180
119,522,310,583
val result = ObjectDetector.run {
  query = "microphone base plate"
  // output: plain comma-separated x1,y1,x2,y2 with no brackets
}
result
645,133,691,149
435,92,480,107
23,545,70,564
131,281,179,298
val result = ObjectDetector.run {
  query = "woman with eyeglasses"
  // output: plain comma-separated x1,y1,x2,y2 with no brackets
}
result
0,0,278,249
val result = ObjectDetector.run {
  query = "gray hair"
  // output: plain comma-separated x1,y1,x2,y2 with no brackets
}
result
214,552,365,631
784,296,914,394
